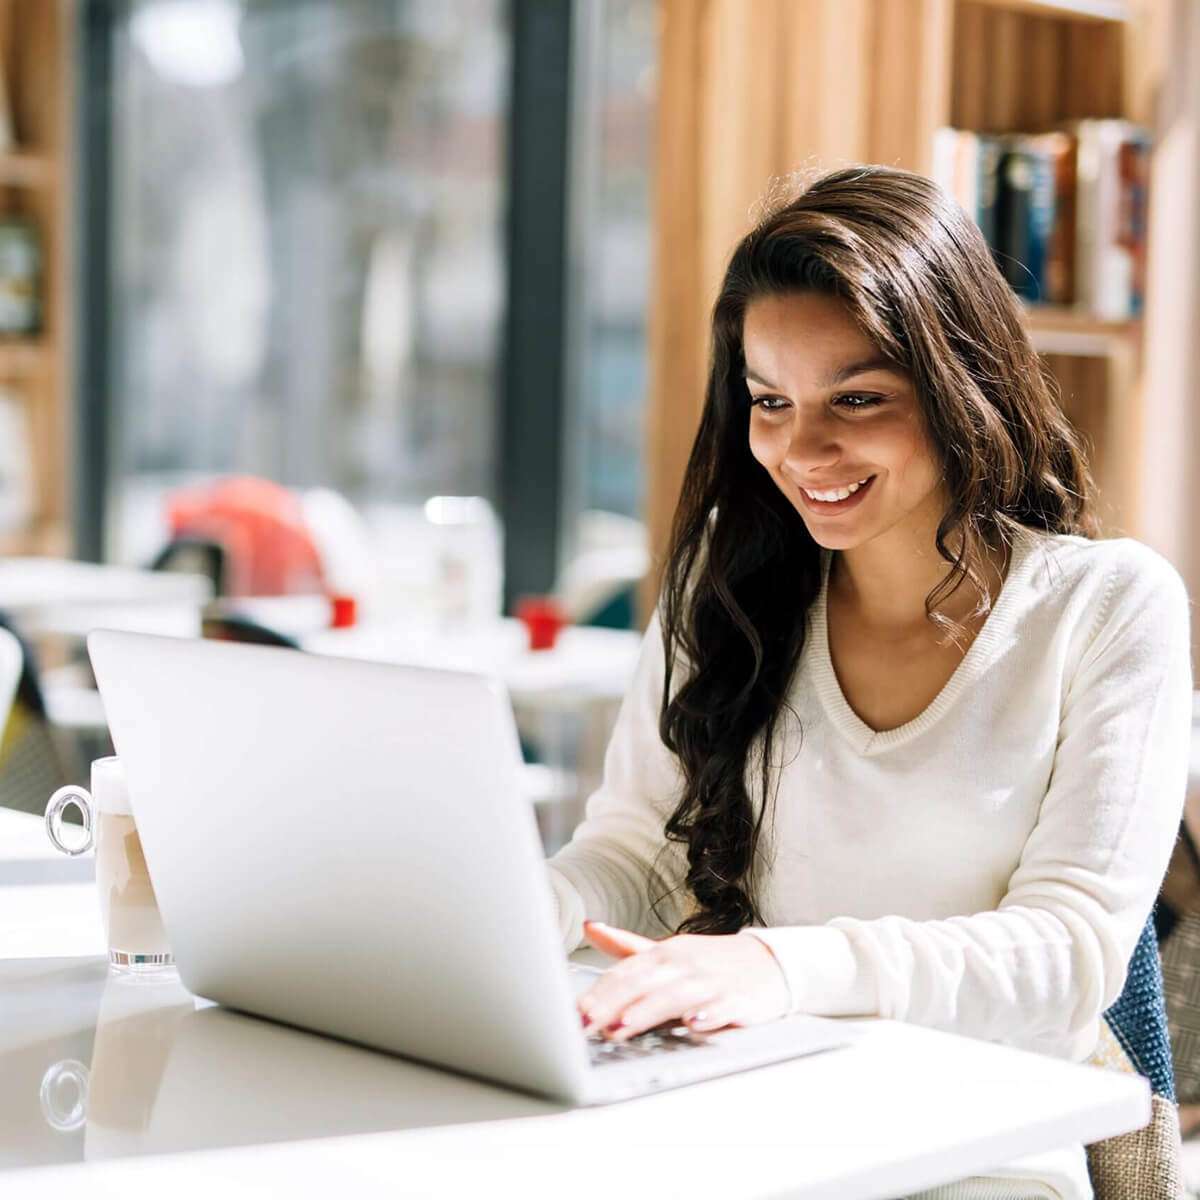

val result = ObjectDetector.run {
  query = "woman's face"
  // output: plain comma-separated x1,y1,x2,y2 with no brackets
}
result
743,291,947,552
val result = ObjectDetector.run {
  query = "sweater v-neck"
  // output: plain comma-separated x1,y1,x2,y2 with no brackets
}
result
808,524,1042,755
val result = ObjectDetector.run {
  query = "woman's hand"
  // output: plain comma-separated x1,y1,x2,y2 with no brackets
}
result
577,919,791,1040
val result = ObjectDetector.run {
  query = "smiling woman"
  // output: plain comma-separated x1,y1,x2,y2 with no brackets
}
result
545,165,1192,1199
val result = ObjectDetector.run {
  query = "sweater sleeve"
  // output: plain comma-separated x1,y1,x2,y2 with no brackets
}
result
546,609,692,951
746,545,1194,1055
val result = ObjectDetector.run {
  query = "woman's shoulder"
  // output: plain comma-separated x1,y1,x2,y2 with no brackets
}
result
1022,527,1190,627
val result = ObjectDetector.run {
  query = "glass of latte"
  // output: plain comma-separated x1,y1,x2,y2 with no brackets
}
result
44,757,174,973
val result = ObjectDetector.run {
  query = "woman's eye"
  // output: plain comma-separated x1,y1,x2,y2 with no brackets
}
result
835,393,882,410
751,395,788,412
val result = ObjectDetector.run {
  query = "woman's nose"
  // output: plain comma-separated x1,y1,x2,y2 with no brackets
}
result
782,414,841,473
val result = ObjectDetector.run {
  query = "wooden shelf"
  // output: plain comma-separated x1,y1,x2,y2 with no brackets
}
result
966,0,1130,22
1024,306,1141,356
0,338,47,376
0,151,54,187
0,2,73,557
0,517,68,558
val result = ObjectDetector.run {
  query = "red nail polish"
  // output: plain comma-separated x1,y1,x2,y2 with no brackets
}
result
605,1020,625,1034
580,1012,593,1029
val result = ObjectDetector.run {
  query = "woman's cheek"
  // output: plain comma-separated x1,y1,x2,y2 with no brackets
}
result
747,422,779,473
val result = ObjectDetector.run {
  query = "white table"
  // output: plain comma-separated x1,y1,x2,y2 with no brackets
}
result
304,618,641,708
0,558,212,636
0,807,94,888
0,812,1150,1199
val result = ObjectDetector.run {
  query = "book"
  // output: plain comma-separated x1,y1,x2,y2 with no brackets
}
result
932,122,1148,319
997,140,1040,300
1074,119,1150,321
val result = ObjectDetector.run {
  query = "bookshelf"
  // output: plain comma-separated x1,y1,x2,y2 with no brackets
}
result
648,0,1176,605
967,0,1129,20
0,0,72,558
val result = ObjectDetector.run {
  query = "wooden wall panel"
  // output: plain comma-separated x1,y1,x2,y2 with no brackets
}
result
645,0,707,600
868,0,954,174
778,0,872,172
697,0,785,321
1136,0,1200,609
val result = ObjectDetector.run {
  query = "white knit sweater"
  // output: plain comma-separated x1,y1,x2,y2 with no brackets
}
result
547,525,1193,1199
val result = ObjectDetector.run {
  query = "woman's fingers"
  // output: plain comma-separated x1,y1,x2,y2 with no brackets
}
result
603,977,718,1041
582,919,657,958
575,928,789,1040
578,956,681,1032
680,1004,734,1033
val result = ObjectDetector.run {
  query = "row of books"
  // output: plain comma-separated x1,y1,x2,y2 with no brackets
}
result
932,120,1150,321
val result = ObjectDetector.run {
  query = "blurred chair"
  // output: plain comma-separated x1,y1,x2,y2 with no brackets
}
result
557,511,649,630
1158,701,1200,1150
200,613,300,649
1086,910,1183,1198
0,625,21,736
161,476,326,597
0,616,76,815
151,535,227,595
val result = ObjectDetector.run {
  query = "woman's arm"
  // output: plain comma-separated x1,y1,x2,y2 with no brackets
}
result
546,609,691,951
577,546,1194,1053
746,546,1193,1054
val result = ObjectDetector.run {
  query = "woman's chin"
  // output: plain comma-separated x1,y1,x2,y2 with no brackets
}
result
805,530,865,551
796,514,873,551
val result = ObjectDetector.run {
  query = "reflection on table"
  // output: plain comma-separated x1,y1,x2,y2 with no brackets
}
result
2,958,555,1170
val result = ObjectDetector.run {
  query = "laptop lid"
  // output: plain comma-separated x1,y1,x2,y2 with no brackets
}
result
87,629,590,1101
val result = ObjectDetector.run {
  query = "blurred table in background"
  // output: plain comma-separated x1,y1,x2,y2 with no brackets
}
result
0,559,212,639
303,619,639,707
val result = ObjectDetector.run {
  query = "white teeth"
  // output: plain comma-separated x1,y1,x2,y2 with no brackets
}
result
803,477,871,503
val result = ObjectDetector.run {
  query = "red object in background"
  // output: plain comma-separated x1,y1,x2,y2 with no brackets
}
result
515,595,568,651
166,477,326,597
329,593,357,629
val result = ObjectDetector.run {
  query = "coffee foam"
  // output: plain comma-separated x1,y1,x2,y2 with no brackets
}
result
90,757,133,817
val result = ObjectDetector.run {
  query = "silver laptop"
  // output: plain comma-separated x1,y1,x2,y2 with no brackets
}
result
87,629,852,1105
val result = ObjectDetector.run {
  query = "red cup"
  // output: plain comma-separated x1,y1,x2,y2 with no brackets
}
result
329,593,357,629
515,595,568,651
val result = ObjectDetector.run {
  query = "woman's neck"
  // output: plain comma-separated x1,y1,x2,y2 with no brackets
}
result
828,520,1009,637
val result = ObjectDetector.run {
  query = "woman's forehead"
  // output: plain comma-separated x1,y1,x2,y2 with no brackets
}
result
743,327,904,392
742,293,884,370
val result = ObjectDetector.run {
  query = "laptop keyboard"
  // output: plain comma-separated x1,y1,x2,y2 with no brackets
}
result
586,1023,714,1066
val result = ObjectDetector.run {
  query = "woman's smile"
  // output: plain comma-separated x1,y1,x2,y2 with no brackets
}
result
797,473,877,513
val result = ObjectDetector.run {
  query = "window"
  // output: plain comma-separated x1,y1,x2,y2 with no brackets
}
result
105,0,509,565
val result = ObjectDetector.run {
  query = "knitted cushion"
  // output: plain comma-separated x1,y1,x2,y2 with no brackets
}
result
1085,911,1184,1199
1105,913,1177,1102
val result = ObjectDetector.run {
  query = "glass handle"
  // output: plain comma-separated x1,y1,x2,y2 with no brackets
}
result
44,786,94,856
39,1059,89,1132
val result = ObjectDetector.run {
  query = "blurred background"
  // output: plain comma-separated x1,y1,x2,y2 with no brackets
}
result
0,0,1197,970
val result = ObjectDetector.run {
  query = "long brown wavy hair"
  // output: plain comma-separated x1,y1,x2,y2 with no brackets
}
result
656,164,1098,935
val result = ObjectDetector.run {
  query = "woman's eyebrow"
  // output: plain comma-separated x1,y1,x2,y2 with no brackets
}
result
823,355,901,385
743,367,777,388
742,355,901,390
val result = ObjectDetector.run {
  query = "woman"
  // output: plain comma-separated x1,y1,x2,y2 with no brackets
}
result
546,165,1192,1199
